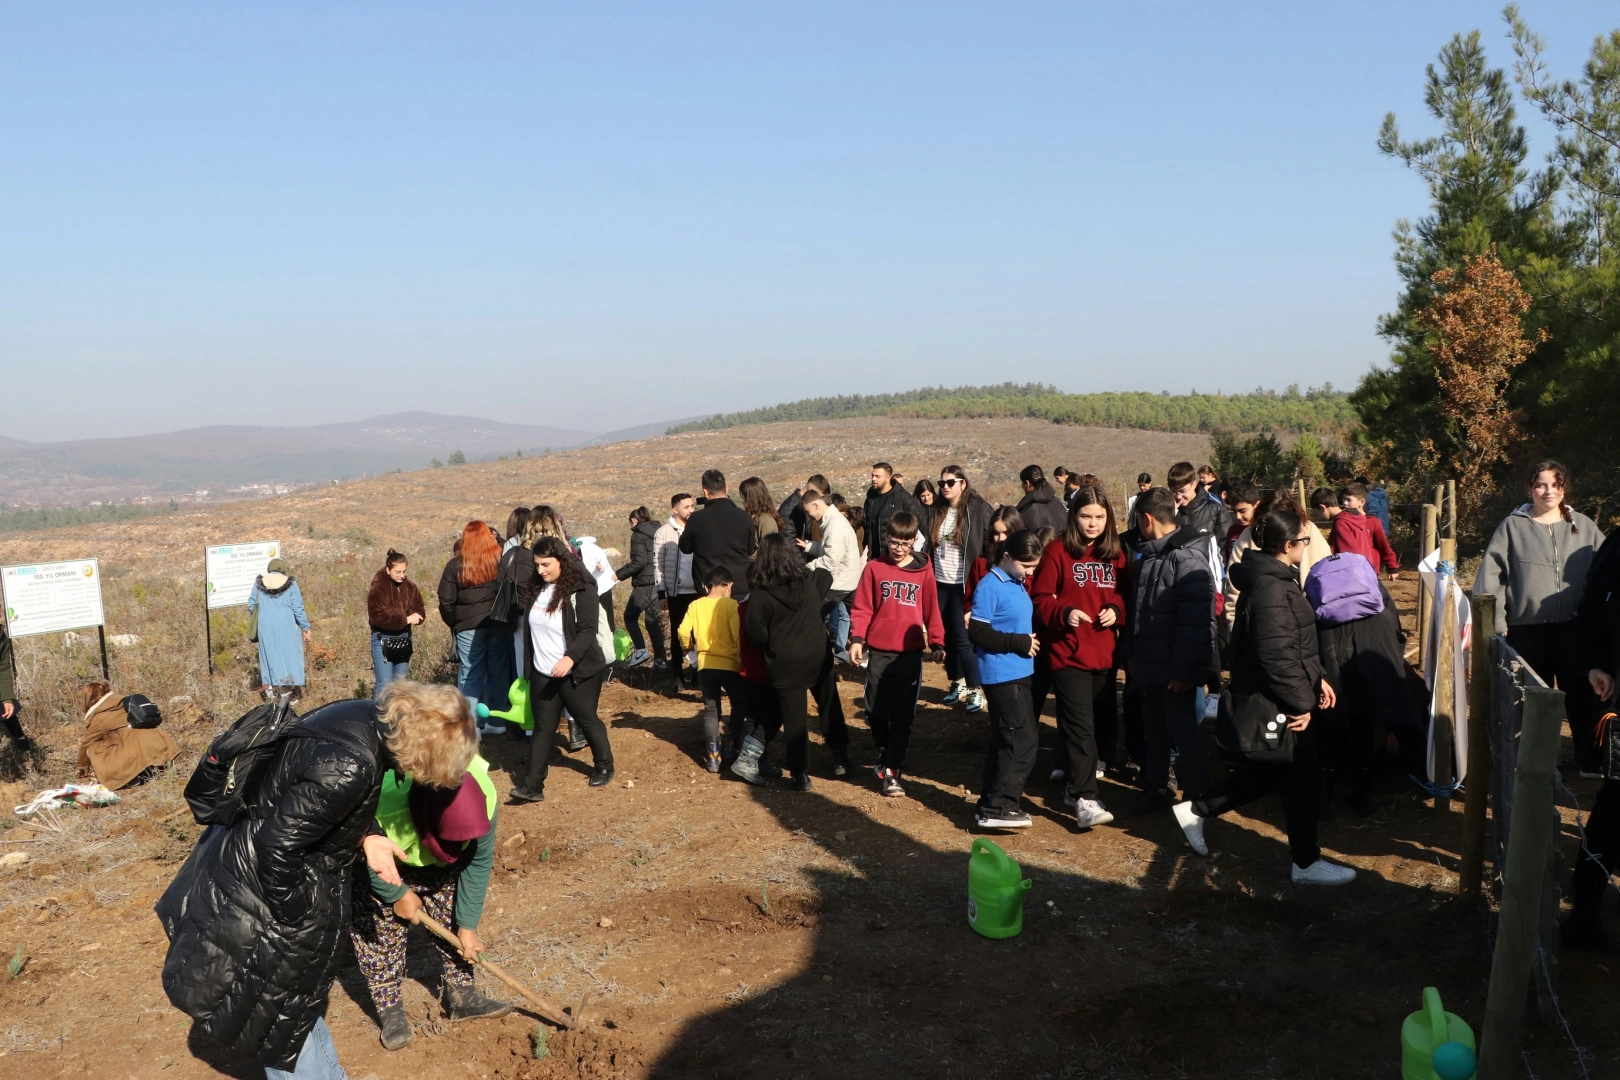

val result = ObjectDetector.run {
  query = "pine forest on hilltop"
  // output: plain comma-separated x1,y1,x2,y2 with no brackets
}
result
667,383,1355,437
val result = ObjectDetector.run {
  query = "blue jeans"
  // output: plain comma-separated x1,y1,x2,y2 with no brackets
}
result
823,592,851,653
263,1018,347,1080
371,632,410,699
456,628,490,711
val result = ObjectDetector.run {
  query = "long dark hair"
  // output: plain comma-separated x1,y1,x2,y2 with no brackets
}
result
1527,459,1576,529
1063,486,1121,562
1001,529,1045,563
984,505,1024,562
505,507,533,543
912,478,937,505
531,535,591,613
1252,508,1303,557
931,465,984,547
739,476,784,531
749,532,807,590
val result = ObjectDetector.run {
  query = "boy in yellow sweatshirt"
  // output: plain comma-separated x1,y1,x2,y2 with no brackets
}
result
679,566,742,772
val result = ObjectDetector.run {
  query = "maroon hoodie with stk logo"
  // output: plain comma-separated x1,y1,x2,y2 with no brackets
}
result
849,553,946,653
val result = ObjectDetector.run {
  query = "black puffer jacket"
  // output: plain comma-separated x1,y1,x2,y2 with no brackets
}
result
1177,486,1234,540
438,556,502,632
1016,484,1069,535
616,519,660,588
156,700,384,1071
744,568,833,689
1228,552,1323,716
863,484,923,560
1123,525,1216,686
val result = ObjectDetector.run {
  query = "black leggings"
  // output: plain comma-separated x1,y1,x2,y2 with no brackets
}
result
935,582,981,687
773,686,812,775
523,672,612,789
1508,621,1601,772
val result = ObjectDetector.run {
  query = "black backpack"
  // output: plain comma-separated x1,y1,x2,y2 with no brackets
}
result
183,693,300,826
123,693,163,729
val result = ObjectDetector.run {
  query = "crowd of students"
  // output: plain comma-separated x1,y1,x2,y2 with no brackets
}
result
6,453,1603,1078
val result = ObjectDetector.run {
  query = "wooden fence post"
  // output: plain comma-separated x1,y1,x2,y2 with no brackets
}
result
1478,686,1565,1080
1433,483,1446,538
1445,478,1457,541
1418,503,1438,669
1460,593,1496,901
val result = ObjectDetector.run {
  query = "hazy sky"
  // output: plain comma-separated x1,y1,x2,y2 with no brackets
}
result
0,3,1609,441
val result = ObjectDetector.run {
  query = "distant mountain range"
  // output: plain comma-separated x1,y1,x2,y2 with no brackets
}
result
0,412,702,507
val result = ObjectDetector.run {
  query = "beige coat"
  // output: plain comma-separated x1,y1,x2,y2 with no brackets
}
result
1223,520,1331,628
77,692,180,790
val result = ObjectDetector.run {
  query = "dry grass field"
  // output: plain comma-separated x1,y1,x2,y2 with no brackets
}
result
0,417,1613,1080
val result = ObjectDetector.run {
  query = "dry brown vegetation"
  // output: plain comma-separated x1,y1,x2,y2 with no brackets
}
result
0,417,1613,1079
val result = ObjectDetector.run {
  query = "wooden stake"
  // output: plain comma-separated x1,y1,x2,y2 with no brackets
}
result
1478,686,1564,1080
1460,593,1496,901
1433,484,1446,539
414,912,574,1029
1432,539,1458,812
1445,479,1457,541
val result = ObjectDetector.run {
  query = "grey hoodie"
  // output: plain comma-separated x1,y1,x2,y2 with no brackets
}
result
1474,505,1604,627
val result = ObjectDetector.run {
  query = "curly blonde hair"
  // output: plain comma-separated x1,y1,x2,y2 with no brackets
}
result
379,681,477,789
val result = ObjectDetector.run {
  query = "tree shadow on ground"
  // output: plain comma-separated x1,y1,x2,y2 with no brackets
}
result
644,779,1500,1080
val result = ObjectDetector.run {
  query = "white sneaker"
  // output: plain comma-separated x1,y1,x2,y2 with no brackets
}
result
1074,798,1114,830
1172,800,1208,855
1095,761,1107,780
627,648,651,667
1203,692,1221,720
1291,859,1357,885
477,721,505,737
964,689,987,713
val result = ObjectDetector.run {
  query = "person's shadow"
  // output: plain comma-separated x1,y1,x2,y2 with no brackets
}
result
645,778,1486,1080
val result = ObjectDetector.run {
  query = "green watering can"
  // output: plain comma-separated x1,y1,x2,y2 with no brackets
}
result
1400,987,1476,1080
613,628,634,662
475,679,534,733
967,838,1031,939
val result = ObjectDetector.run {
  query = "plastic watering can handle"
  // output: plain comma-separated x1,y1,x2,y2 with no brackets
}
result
971,838,1003,866
1423,986,1447,1044
1021,878,1032,892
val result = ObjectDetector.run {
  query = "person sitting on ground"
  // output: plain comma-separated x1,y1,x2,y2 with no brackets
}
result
75,680,179,789
680,566,743,772
157,685,478,1079
1172,507,1357,886
1329,482,1399,579
351,681,511,1051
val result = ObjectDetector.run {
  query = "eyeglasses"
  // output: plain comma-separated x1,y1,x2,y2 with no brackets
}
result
1285,537,1309,548
940,478,963,488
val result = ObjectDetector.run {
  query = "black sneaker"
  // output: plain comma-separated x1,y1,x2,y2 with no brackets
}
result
377,1002,412,1050
760,762,784,780
445,984,513,1021
975,807,1032,830
588,765,615,788
789,771,813,791
877,767,905,798
508,784,545,803
1123,787,1174,816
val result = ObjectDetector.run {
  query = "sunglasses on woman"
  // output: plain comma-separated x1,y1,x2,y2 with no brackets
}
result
940,478,963,488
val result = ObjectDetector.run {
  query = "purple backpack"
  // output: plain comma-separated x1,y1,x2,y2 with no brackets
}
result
1305,552,1384,625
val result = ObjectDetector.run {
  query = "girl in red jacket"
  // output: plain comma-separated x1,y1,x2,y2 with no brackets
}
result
1030,486,1128,829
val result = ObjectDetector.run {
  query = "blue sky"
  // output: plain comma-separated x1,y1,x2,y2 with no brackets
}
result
0,3,1611,441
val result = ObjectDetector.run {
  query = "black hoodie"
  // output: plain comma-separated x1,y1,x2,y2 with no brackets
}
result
743,568,833,689
1016,483,1069,535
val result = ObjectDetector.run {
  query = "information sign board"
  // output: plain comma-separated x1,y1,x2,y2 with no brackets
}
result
205,541,280,610
1,559,106,638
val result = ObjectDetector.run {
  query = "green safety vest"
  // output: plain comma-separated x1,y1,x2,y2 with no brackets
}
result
375,754,496,868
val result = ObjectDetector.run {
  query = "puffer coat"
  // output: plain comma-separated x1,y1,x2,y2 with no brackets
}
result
1123,525,1216,686
616,519,660,588
1227,552,1323,717
155,699,385,1071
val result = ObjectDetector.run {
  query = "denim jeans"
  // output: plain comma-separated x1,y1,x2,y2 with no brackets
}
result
370,632,410,699
263,1017,348,1080
455,627,494,711
823,590,852,652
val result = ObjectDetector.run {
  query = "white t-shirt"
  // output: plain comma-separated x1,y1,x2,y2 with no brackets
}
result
933,508,965,585
529,585,569,673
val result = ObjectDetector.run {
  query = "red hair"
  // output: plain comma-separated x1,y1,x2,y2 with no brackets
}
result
457,521,500,586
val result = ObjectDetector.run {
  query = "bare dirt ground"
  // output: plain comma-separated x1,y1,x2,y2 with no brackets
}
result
0,418,1613,1079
